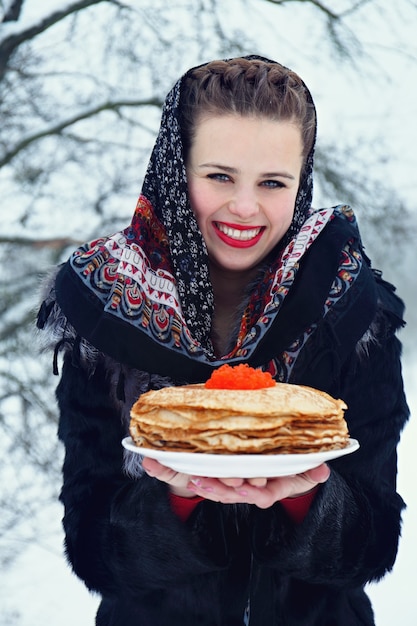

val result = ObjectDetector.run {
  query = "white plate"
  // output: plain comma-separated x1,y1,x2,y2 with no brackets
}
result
122,437,359,478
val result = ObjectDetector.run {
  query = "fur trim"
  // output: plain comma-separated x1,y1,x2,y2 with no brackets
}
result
356,290,406,360
36,266,100,372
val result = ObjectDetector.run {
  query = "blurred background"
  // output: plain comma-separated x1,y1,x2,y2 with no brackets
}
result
0,1,416,624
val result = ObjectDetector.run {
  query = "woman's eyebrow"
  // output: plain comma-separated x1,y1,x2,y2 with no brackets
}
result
261,171,295,180
199,162,295,179
199,162,238,173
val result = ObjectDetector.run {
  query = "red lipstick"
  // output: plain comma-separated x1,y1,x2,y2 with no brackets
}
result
213,222,265,248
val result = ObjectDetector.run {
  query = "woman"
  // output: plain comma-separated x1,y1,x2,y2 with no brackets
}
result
37,56,409,625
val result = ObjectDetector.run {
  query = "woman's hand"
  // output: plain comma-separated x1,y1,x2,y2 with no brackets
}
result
142,457,330,508
141,457,196,498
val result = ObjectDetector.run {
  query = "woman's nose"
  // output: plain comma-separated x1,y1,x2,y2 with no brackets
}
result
228,187,260,219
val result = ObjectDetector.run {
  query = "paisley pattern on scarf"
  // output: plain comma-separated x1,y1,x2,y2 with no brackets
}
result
68,199,362,370
71,196,206,360
266,235,363,381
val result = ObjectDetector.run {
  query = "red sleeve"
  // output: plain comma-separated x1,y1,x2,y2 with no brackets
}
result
280,486,318,524
170,488,317,524
169,493,205,522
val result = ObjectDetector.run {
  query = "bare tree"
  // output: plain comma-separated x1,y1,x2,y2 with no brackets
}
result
0,0,416,566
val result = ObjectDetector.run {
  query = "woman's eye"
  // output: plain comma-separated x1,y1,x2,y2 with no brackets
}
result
261,180,285,188
207,173,230,182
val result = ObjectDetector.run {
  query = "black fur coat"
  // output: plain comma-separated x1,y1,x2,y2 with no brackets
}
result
38,260,409,626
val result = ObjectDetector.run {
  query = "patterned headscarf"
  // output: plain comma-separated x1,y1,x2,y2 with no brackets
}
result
136,55,316,346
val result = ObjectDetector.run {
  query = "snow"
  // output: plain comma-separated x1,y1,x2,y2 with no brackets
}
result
1,531,99,625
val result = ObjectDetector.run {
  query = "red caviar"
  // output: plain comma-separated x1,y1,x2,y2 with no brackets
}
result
205,363,275,389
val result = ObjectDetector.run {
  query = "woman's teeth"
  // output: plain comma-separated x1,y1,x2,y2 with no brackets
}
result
216,223,261,241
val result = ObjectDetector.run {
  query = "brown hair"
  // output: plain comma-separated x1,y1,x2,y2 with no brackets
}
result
180,57,316,164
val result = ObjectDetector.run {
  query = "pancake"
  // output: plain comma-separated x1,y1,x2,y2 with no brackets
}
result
129,382,349,454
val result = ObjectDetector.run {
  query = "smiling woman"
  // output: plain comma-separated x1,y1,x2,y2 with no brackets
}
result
36,56,409,626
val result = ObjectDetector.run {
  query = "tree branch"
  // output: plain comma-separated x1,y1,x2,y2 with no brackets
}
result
262,0,339,19
0,0,117,80
0,235,81,248
1,0,24,23
261,0,374,20
0,96,162,168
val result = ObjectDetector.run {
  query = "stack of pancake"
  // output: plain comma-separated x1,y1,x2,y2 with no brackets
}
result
129,382,349,455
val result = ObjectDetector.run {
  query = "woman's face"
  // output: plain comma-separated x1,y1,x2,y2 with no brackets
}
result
186,114,303,274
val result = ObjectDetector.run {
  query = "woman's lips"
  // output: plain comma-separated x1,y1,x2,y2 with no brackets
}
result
213,222,265,248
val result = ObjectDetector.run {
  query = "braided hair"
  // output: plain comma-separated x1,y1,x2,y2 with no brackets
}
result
180,57,316,165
